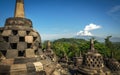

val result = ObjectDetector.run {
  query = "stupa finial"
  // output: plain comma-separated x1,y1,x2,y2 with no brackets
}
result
90,38,95,51
14,0,25,18
46,40,51,49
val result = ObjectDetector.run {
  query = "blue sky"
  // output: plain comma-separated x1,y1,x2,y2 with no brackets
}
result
0,0,120,41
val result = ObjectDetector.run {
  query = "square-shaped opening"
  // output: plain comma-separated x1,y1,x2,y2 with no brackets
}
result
19,37,25,42
26,31,30,35
3,36,9,42
10,43,17,49
12,30,18,35
27,43,32,48
18,51,25,57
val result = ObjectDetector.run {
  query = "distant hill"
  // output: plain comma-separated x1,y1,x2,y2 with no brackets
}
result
53,38,88,44
74,36,120,42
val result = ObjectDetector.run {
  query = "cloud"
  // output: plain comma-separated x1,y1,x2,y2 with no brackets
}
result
77,30,92,36
109,5,120,13
77,23,101,36
108,5,120,23
84,23,101,31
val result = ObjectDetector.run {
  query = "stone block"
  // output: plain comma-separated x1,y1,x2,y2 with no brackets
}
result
25,49,35,57
18,30,26,36
33,62,43,72
2,30,12,36
0,65,10,74
29,31,38,37
27,72,36,75
0,42,9,50
17,42,27,50
9,36,19,43
10,64,27,75
0,36,4,42
25,36,33,43
26,63,36,73
14,57,37,64
6,50,18,59
1,59,14,65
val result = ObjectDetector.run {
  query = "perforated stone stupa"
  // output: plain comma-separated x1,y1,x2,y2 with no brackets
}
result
0,0,69,75
78,39,111,75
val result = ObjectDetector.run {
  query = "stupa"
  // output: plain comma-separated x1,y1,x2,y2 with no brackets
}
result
78,38,111,75
0,0,69,75
43,41,57,62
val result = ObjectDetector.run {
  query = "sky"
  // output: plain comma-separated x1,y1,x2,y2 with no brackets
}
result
0,0,120,41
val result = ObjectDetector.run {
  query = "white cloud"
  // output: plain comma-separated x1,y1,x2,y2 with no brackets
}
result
77,30,92,36
77,23,101,36
84,23,101,31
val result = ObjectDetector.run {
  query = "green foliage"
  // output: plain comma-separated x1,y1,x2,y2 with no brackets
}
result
42,38,120,61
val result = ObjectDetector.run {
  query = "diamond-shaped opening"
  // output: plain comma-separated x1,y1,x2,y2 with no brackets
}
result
34,50,38,55
33,37,37,41
19,37,25,42
95,61,97,64
92,64,95,67
18,51,25,57
26,31,30,35
88,64,90,67
10,43,17,49
91,61,93,64
0,30,3,33
1,50,7,56
3,36,9,42
97,64,100,67
12,30,18,35
27,43,32,48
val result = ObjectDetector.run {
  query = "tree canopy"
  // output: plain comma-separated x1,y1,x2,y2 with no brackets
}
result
42,38,120,61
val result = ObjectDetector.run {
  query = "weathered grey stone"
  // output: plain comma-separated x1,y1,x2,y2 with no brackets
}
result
0,65,10,74
0,42,9,50
10,64,27,75
9,36,19,43
6,50,18,58
2,30,12,36
18,30,26,36
32,41,39,50
25,49,35,57
25,36,33,43
17,42,27,50
14,57,37,64
26,63,36,73
0,36,4,42
29,31,38,37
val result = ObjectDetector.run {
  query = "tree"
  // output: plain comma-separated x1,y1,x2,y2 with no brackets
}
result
105,36,113,58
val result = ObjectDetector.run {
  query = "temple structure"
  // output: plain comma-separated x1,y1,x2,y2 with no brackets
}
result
0,0,120,75
0,0,69,75
78,39,111,75
43,41,57,62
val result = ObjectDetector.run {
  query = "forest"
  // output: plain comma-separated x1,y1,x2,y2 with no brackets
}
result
42,36,120,62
